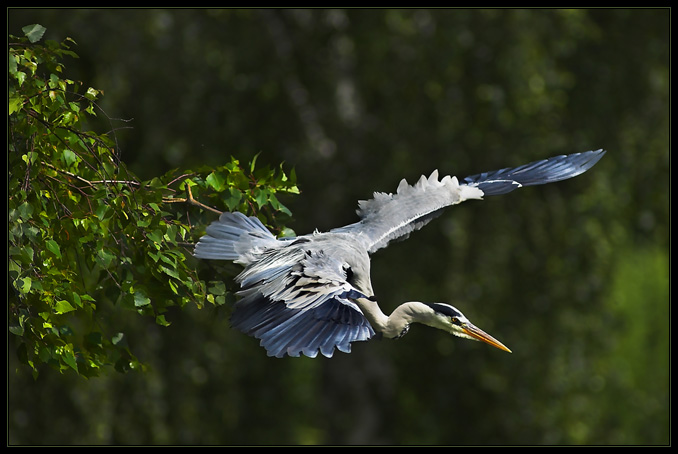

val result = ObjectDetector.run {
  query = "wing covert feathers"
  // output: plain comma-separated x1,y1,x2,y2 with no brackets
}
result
334,170,483,253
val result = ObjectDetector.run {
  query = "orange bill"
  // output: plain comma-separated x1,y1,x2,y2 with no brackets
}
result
462,323,512,353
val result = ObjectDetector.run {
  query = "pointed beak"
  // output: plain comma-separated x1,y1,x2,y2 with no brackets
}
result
462,323,512,353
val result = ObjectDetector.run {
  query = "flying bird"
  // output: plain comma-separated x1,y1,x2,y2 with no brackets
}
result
194,150,605,358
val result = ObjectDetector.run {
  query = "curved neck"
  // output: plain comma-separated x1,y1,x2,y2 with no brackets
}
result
355,298,438,339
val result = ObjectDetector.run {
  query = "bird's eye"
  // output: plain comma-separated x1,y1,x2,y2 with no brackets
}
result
450,317,461,325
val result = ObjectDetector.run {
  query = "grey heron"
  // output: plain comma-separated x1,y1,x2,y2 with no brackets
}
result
194,150,605,358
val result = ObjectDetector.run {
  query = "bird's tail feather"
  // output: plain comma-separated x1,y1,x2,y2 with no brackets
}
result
194,211,278,264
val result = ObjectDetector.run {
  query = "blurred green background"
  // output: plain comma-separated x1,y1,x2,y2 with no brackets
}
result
8,9,669,445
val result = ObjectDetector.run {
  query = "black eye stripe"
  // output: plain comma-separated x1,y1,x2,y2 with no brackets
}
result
427,303,462,319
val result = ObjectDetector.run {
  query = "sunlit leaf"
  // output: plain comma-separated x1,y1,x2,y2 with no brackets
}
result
206,171,227,191
45,239,62,258
22,24,46,43
54,300,76,314
134,291,151,307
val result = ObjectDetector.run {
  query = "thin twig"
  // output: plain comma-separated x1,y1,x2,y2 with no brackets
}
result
41,161,142,187
164,184,223,215
42,161,222,215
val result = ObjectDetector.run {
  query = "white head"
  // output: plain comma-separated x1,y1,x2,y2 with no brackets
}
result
423,302,512,353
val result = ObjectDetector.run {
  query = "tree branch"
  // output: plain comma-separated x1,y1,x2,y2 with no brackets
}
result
164,184,223,215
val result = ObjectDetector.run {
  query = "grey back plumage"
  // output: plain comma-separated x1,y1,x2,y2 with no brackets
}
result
230,239,375,358
196,215,377,357
194,149,605,358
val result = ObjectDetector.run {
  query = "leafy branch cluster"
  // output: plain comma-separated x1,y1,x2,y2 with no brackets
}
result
8,25,299,378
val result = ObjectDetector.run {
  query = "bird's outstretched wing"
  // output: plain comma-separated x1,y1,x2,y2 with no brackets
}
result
334,150,605,254
230,243,375,358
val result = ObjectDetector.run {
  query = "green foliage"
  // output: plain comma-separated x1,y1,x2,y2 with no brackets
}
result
8,26,299,378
